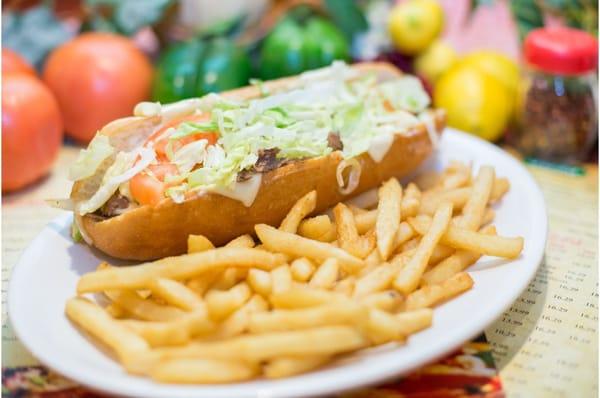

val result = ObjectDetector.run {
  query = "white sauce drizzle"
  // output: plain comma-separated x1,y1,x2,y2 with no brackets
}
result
211,174,262,207
419,112,439,147
367,133,395,163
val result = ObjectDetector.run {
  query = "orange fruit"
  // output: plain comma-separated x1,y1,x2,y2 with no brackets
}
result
43,32,153,143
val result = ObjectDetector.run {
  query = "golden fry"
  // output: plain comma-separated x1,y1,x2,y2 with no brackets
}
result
405,272,474,310
280,191,317,233
362,290,404,312
457,166,494,231
155,326,368,362
187,235,215,254
255,224,363,274
409,217,523,259
225,234,256,248
78,248,284,293
247,268,272,297
376,178,403,260
309,258,339,289
264,356,330,378
65,298,149,360
422,225,496,285
150,278,205,312
248,302,367,333
150,358,258,383
205,282,251,321
334,203,375,259
290,258,316,282
271,264,293,294
105,290,186,322
394,203,453,295
298,215,336,242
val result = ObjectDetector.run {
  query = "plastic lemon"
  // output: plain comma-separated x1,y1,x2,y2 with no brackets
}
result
414,40,457,83
388,0,444,55
434,63,512,142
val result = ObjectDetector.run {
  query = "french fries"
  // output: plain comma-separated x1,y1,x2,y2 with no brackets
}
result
248,302,367,333
150,278,205,312
290,257,316,282
67,162,523,384
394,202,453,295
457,166,494,231
247,268,272,297
264,356,330,378
280,191,317,233
187,235,215,253
376,178,403,260
65,298,149,359
409,216,524,259
404,273,474,310
255,224,363,273
78,248,285,293
309,258,339,289
271,265,293,294
298,215,336,242
151,359,259,383
205,282,251,321
334,203,376,259
422,225,496,285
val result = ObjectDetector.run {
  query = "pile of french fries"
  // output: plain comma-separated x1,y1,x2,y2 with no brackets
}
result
66,162,524,384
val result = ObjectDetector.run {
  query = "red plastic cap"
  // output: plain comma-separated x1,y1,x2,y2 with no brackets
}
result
524,27,598,75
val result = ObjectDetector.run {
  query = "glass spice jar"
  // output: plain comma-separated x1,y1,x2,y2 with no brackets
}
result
508,27,598,163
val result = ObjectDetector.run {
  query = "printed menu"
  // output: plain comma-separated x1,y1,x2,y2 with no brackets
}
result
485,165,598,398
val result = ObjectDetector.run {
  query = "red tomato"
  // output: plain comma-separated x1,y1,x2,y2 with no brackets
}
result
2,48,35,76
129,164,179,206
2,73,63,192
148,113,218,160
43,33,153,143
130,114,218,206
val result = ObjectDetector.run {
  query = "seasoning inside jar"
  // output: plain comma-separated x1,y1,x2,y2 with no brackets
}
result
508,27,598,163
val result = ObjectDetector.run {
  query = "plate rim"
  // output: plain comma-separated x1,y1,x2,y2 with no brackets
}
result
8,128,548,398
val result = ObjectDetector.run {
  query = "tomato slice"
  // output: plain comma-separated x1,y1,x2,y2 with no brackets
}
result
130,163,179,207
147,113,218,161
383,99,395,112
130,114,219,206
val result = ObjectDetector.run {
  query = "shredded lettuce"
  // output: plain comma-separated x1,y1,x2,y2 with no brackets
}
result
378,76,430,113
170,121,219,140
69,135,114,181
76,147,156,215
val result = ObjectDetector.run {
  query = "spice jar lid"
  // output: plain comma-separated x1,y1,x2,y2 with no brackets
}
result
524,27,598,75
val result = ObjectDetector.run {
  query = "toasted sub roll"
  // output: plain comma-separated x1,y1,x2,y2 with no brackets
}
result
70,62,445,260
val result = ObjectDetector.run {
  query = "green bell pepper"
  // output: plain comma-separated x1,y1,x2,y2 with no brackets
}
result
152,37,251,103
259,14,350,80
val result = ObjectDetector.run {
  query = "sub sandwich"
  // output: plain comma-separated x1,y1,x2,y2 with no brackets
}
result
57,61,445,260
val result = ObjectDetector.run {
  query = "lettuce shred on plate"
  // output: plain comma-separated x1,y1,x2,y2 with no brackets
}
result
68,61,434,216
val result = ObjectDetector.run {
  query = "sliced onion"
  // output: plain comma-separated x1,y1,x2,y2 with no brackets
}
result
336,158,362,195
419,112,439,148
134,101,161,117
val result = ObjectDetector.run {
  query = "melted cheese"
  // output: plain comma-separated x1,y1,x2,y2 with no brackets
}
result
367,133,395,163
211,173,262,207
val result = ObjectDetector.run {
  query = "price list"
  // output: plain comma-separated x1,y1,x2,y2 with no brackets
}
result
486,166,598,398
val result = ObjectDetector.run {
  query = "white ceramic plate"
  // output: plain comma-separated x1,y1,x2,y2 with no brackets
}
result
9,128,547,398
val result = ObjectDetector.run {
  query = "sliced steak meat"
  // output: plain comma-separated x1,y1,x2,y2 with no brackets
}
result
98,193,130,217
328,132,343,151
237,148,290,182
